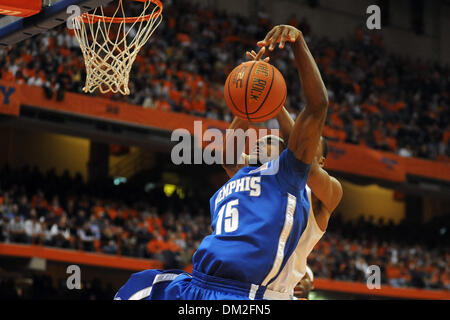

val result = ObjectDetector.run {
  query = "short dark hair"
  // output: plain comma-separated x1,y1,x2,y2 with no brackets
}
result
322,137,328,158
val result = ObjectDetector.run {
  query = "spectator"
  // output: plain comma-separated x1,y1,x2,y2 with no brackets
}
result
49,216,71,248
88,215,101,240
0,215,6,242
398,145,413,157
17,195,30,219
147,229,166,261
24,209,42,244
78,222,95,251
8,215,27,243
74,209,86,229
162,232,183,269
100,226,118,254
40,221,53,246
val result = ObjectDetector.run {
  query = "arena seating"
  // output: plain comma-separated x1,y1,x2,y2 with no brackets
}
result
0,0,448,161
1,165,449,292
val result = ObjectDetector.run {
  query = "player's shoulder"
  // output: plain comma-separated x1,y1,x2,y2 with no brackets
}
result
282,147,311,168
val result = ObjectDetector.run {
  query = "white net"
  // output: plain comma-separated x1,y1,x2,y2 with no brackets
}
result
73,0,163,95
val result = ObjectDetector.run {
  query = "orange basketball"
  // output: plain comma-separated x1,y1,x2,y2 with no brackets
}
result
224,60,287,122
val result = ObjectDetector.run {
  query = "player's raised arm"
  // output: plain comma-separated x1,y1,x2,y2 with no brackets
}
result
258,25,328,165
258,25,342,218
275,106,295,144
275,106,342,216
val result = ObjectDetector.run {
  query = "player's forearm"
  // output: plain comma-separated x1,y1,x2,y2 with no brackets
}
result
308,159,343,212
276,107,294,143
222,117,249,166
291,35,328,114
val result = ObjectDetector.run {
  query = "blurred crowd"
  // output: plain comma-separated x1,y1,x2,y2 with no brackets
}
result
309,215,450,290
0,165,210,271
0,0,448,161
1,165,449,292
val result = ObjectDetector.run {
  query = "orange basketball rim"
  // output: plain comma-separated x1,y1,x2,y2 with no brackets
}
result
73,0,164,95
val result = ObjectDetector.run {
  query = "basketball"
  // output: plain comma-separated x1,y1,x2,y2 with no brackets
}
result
224,60,287,122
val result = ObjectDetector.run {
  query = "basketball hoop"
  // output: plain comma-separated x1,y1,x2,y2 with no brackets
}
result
73,0,163,95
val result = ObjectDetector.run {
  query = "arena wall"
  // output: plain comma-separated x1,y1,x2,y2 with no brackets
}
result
336,179,405,224
0,127,90,180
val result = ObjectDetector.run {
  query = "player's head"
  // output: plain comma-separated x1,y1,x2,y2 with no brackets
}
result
315,136,328,168
248,134,286,166
296,266,314,299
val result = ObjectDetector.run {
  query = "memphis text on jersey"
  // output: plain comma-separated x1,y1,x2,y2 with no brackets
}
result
214,176,261,210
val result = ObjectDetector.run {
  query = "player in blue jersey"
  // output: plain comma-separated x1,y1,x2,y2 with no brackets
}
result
115,25,342,300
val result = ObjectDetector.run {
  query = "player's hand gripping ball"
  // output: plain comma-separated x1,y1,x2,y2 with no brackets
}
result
224,60,287,122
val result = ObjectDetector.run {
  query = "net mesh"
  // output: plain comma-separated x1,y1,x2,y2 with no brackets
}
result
73,0,162,95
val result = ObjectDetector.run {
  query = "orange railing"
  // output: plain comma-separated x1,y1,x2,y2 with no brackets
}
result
0,243,162,270
1,243,449,299
313,278,450,300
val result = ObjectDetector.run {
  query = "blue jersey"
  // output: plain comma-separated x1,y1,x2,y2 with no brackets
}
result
115,148,311,300
193,148,311,286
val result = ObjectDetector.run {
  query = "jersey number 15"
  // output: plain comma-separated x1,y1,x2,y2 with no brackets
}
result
216,199,239,235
